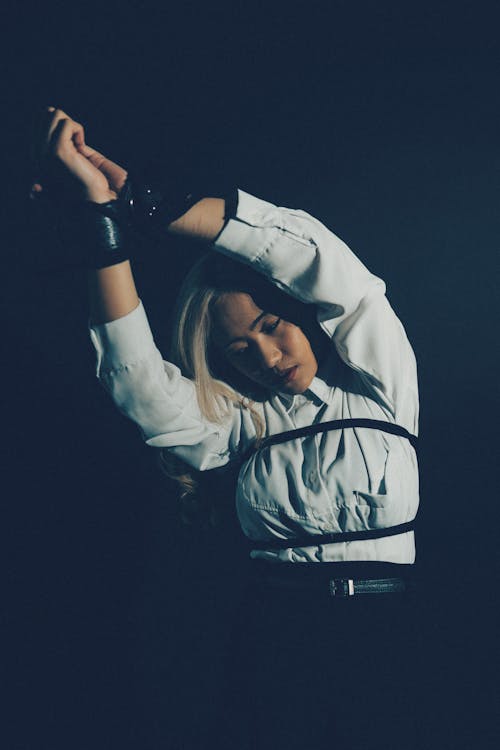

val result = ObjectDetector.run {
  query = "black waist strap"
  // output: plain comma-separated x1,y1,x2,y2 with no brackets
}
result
250,520,416,551
243,417,419,550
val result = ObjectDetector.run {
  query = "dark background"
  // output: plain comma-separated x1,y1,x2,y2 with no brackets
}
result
2,1,499,748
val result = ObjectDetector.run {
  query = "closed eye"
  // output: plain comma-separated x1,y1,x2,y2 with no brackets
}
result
262,317,281,334
227,346,248,358
225,316,281,358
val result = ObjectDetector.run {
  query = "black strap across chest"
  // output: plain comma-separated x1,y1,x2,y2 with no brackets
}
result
263,417,416,453
242,417,418,463
242,417,419,551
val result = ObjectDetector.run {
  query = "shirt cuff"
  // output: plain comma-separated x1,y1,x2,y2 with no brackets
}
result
213,189,280,264
89,300,158,375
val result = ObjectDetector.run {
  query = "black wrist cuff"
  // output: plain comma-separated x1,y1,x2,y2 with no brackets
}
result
90,171,238,247
124,173,204,234
58,199,133,269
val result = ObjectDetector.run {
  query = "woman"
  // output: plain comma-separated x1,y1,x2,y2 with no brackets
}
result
33,106,422,749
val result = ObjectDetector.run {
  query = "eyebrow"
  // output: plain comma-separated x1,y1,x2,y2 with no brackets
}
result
224,311,268,349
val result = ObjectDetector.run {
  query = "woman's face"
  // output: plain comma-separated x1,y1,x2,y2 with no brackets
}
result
212,292,319,395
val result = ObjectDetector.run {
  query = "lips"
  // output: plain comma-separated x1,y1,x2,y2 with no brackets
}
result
278,365,298,383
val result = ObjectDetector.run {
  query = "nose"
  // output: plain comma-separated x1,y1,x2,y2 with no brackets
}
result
254,340,281,371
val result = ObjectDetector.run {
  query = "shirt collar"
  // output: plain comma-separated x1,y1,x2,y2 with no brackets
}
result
306,376,332,404
276,375,332,413
276,350,336,410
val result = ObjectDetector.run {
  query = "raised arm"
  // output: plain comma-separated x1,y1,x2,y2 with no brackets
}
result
31,107,250,468
86,195,226,324
33,106,229,324
87,195,224,323
209,191,418,419
88,150,416,418
88,261,139,325
132,179,417,420
168,197,226,242
32,107,140,325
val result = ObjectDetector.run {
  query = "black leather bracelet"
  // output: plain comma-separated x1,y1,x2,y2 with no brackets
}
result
89,172,237,241
58,198,133,269
123,173,204,235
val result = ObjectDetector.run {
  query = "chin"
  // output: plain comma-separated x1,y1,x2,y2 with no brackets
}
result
289,383,309,395
278,378,309,395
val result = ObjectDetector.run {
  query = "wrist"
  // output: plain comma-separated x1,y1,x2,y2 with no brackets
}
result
83,187,117,203
55,197,133,270
123,172,204,237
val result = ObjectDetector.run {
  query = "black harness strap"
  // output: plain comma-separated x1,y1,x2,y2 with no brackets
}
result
245,418,418,461
250,520,416,551
243,417,419,551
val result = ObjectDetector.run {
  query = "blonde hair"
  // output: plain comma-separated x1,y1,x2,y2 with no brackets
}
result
159,252,267,524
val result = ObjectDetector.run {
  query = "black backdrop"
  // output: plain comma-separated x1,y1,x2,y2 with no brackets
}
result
2,2,499,748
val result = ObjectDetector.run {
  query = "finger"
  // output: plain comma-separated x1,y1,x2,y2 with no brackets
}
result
78,143,107,169
48,117,82,161
75,143,128,193
42,108,82,162
77,143,108,174
48,118,87,166
31,109,94,200
76,142,97,158
46,110,73,150
73,123,86,150
48,119,112,198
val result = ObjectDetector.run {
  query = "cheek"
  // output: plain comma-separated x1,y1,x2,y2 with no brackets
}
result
224,353,259,381
283,324,313,360
230,357,252,376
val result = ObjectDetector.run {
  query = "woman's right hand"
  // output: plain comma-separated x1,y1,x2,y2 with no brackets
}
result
31,107,127,204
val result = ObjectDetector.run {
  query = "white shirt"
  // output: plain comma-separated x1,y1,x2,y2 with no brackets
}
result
90,190,419,564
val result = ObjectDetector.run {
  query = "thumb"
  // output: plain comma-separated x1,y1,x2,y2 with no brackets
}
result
77,142,95,158
76,143,128,194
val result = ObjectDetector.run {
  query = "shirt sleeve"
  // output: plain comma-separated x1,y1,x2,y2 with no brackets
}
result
89,300,250,470
213,190,418,414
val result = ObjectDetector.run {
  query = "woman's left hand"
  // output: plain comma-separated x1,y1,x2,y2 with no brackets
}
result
30,106,128,202
75,141,128,197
